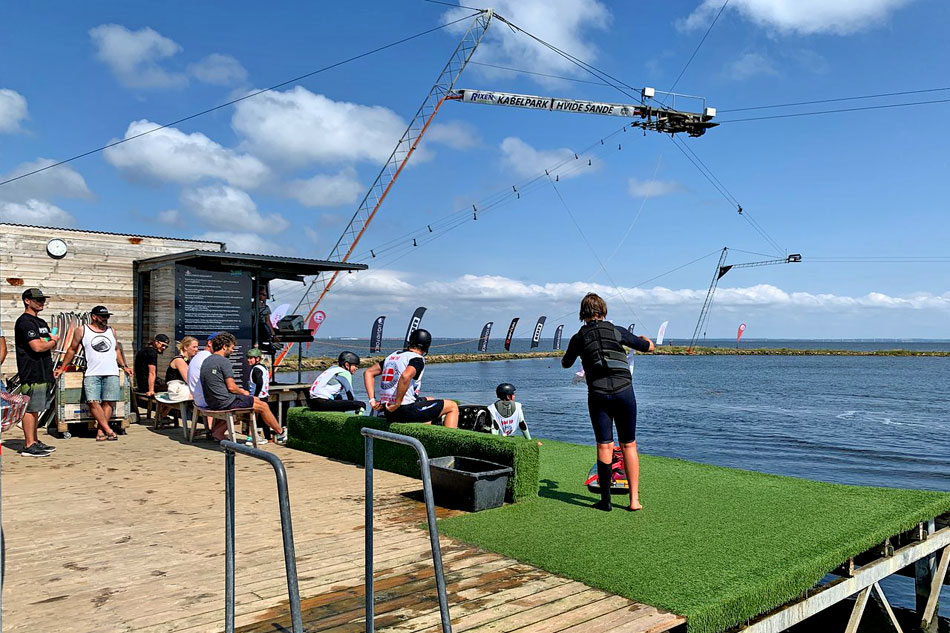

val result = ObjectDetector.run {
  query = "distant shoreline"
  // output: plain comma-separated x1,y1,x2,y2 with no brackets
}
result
278,346,949,371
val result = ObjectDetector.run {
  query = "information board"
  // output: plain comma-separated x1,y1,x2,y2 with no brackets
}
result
175,265,252,383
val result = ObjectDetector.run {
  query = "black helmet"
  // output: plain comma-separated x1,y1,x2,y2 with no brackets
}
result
338,351,360,367
496,383,516,399
408,328,432,354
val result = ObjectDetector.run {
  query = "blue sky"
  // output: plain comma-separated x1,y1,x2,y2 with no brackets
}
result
2,0,948,340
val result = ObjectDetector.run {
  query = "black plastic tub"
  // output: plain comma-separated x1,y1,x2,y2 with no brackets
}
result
428,456,513,512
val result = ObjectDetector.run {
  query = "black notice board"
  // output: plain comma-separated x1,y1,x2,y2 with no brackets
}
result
175,265,253,383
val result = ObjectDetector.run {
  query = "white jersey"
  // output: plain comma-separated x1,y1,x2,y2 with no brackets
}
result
249,364,270,398
379,350,424,406
309,366,352,400
82,325,119,377
487,401,525,437
188,350,212,408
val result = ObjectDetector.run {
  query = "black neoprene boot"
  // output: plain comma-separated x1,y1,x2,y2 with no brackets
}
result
592,460,612,511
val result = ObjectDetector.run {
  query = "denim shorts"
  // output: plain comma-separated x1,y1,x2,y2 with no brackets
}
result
84,375,121,403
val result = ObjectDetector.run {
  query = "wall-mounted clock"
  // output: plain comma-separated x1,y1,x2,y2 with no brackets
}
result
46,238,68,259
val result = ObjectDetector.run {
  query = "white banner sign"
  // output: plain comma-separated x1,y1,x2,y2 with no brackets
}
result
459,89,643,118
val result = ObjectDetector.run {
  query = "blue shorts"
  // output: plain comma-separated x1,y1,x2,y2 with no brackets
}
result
21,383,51,414
84,375,121,403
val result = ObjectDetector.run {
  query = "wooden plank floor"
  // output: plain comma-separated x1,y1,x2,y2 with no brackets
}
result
1,425,684,633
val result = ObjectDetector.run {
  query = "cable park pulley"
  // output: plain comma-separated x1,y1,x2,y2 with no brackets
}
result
275,8,719,370
687,247,802,353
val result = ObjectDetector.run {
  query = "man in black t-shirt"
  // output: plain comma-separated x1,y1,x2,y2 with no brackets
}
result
14,288,60,457
134,334,170,396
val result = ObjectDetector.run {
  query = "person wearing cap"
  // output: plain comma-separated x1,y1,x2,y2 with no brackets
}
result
14,288,60,457
134,333,170,397
56,306,133,441
307,351,366,414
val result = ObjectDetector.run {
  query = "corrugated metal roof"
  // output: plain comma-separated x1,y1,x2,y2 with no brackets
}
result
134,249,367,275
0,222,226,247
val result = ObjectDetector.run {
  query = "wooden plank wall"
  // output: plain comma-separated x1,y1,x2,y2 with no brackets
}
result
0,224,221,378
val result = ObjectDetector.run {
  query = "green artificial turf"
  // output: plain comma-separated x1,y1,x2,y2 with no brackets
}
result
438,440,950,633
287,408,541,501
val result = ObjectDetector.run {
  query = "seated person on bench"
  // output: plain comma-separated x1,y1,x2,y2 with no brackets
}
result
246,347,273,442
200,332,286,444
308,351,366,414
363,329,458,427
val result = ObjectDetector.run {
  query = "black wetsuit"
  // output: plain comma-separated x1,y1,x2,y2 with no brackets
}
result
562,320,650,445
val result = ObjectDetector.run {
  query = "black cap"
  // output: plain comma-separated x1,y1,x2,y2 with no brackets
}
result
154,334,170,344
22,288,47,301
90,305,112,318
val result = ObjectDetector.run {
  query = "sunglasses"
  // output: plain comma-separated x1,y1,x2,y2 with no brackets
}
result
29,297,48,304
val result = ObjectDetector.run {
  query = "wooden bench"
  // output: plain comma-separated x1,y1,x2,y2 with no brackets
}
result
132,392,156,423
189,406,259,447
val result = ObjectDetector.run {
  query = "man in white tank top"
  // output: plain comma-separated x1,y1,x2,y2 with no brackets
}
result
56,306,133,441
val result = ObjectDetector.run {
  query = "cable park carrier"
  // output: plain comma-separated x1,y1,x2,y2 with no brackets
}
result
275,8,721,369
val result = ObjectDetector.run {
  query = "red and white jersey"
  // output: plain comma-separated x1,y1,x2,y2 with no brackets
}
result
379,350,424,406
487,401,524,436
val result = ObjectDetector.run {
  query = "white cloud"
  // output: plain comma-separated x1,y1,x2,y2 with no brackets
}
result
726,52,779,80
193,231,287,256
681,0,914,36
188,53,247,86
104,120,269,188
0,89,28,133
181,185,289,234
499,137,595,179
89,24,187,89
157,209,181,225
232,87,406,166
0,159,92,203
285,168,362,208
0,200,76,227
425,121,480,150
330,272,950,313
443,0,610,85
628,177,685,198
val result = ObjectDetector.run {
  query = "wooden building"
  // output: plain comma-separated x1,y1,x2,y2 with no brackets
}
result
0,223,224,378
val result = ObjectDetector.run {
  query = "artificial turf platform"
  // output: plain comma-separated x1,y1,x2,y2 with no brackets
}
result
437,440,950,633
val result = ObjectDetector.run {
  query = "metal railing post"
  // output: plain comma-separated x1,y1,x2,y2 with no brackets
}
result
221,441,303,633
225,448,236,633
361,428,451,633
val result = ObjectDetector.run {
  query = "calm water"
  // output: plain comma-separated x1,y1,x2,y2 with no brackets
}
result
302,337,950,357
289,353,950,613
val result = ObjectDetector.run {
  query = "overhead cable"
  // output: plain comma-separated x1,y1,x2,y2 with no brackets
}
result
0,11,481,189
720,87,950,113
665,0,731,97
718,98,950,124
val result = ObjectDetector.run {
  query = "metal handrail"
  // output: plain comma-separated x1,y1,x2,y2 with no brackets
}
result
361,428,451,633
222,440,302,633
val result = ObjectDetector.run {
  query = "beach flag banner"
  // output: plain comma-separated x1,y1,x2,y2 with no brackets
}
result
403,306,427,350
478,321,493,352
553,324,564,350
504,318,519,351
531,316,547,348
737,323,747,347
370,316,386,353
305,311,326,351
657,321,669,346
270,303,291,328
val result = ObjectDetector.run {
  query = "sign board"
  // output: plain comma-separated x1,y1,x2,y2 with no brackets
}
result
175,265,253,383
459,89,645,119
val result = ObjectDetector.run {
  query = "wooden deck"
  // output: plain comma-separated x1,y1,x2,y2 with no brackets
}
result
1,425,684,633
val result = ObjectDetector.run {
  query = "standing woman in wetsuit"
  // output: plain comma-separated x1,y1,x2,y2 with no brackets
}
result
562,293,654,511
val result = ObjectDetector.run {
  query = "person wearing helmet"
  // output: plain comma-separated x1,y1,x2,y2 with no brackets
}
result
487,383,531,439
307,351,366,413
562,292,654,512
363,329,459,427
